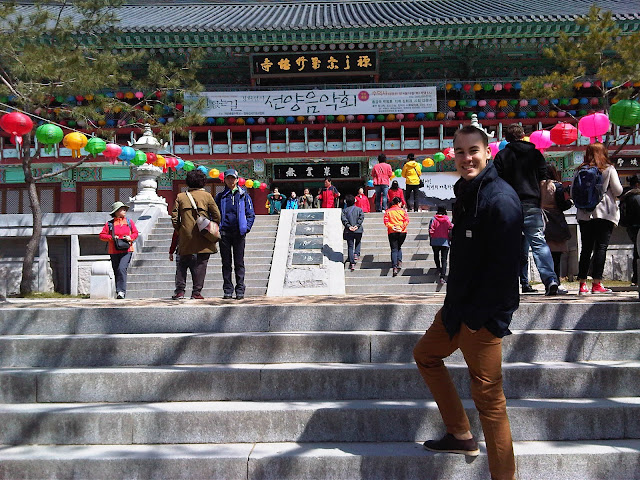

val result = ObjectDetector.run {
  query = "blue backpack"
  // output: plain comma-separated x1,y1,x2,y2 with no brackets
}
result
572,165,604,211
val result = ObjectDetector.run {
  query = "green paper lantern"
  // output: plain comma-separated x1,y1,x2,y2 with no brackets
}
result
483,83,493,91
376,114,385,122
35,124,64,153
215,117,225,125
559,98,570,106
458,100,467,107
466,112,474,119
131,150,147,166
433,152,446,162
394,168,402,177
508,99,518,107
609,99,640,127
527,111,537,118
253,180,261,189
326,115,335,122
85,137,107,157
578,109,588,117
276,116,286,124
183,161,195,171
425,112,435,120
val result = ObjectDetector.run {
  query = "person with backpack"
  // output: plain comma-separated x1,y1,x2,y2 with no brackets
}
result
341,194,365,272
428,205,453,284
494,124,560,295
540,164,572,288
572,143,623,294
99,201,139,299
619,174,640,286
401,152,423,212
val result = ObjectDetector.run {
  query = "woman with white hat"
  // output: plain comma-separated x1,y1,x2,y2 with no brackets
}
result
99,201,139,299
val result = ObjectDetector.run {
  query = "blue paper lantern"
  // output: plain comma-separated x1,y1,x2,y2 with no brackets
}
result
367,180,374,187
118,146,135,165
453,82,462,90
415,113,425,120
551,99,559,105
158,117,166,124
606,80,615,88
529,99,538,106
197,166,208,175
176,159,185,170
286,116,295,124
579,97,589,105
477,111,486,119
366,114,375,121
469,100,478,107
206,117,215,125
105,92,115,98
499,140,508,150
568,110,577,116
514,82,522,90
517,111,527,118
246,117,255,125
106,119,116,127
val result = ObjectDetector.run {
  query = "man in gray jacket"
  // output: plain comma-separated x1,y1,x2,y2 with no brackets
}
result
341,194,364,271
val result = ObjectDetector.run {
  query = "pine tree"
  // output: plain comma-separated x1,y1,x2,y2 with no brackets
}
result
0,0,204,295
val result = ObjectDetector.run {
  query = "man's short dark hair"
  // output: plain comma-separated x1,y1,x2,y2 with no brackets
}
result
378,154,387,163
186,170,207,189
504,124,525,142
453,125,489,148
629,174,639,188
391,197,402,206
407,153,415,160
325,177,332,183
344,194,355,206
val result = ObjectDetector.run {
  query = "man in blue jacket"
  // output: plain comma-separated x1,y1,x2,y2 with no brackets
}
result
215,169,256,300
413,126,522,480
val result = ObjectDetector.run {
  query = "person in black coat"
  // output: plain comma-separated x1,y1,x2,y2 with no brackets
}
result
413,126,522,480
341,194,365,271
620,174,640,286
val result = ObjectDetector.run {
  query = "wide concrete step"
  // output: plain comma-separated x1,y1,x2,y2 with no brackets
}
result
2,328,637,367
344,272,443,284
1,440,637,480
2,301,639,335
127,267,271,276
126,287,267,299
2,361,638,403
346,284,446,294
125,280,268,292
1,397,638,445
130,257,273,267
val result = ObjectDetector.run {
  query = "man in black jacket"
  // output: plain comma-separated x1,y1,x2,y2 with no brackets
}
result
414,126,522,480
494,124,560,295
620,174,640,286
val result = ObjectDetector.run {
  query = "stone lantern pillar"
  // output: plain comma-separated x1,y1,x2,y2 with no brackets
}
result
128,124,169,212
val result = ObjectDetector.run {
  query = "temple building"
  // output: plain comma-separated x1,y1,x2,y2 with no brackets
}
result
1,0,640,214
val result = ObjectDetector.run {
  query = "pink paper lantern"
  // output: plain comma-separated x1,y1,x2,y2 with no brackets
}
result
582,82,592,89
238,177,246,186
446,111,455,120
396,113,404,121
346,115,355,122
135,91,144,99
443,147,455,160
519,99,528,107
486,111,496,119
103,143,122,164
477,100,487,107
488,142,500,158
307,115,316,123
578,113,610,143
529,130,553,152
260,182,267,191
257,117,266,124
494,83,503,91
557,111,567,118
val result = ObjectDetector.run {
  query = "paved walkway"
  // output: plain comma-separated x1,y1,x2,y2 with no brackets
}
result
1,291,638,309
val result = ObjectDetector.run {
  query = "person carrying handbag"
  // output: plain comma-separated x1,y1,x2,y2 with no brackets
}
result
171,170,221,300
401,153,423,212
99,201,139,299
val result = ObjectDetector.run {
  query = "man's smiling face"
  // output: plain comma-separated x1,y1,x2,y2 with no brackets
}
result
454,131,491,181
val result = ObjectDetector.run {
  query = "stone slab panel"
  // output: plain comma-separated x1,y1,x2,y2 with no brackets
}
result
0,371,36,402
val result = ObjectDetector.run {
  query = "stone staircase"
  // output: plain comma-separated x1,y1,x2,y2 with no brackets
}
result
0,298,639,479
344,212,446,294
126,215,279,299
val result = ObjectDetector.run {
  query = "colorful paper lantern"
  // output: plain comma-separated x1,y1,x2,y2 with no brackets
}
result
131,150,147,166
218,172,225,181
85,137,107,157
550,123,578,145
35,124,63,153
183,161,195,171
118,146,135,165
488,142,499,158
443,147,455,160
433,152,445,162
609,99,640,127
238,177,246,186
260,182,267,191
236,118,245,125
155,154,166,170
448,100,457,108
422,158,434,168
336,115,346,122
210,168,220,178
0,112,33,146
62,132,88,158
396,114,404,121
197,166,208,175
245,179,254,188
529,130,553,152
578,113,610,143
103,143,122,164
394,168,402,177
145,152,157,164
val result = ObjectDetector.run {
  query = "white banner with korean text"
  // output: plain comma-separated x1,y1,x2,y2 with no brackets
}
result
192,86,437,117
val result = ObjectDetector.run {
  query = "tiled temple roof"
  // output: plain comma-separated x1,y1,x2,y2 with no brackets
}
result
11,0,640,33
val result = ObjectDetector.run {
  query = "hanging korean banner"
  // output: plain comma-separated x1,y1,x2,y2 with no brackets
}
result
193,86,437,117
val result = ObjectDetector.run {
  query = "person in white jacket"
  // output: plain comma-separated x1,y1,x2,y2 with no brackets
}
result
573,143,623,294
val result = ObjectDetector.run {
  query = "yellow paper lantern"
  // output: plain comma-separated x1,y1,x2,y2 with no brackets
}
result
155,154,166,168
448,100,457,108
211,168,220,178
507,112,516,118
245,179,254,188
113,106,122,113
143,105,152,112
574,82,583,89
549,110,558,118
445,83,452,91
422,158,434,168
436,112,445,120
336,115,346,122
473,83,482,91
296,116,305,123
97,119,106,126
498,100,508,108
570,98,579,105
386,114,395,121
125,91,135,99
62,132,88,158
523,136,530,142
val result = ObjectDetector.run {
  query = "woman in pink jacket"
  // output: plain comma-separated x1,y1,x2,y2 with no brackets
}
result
429,205,453,284
99,201,139,299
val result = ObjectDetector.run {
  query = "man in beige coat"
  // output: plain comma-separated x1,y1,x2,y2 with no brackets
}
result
171,170,221,299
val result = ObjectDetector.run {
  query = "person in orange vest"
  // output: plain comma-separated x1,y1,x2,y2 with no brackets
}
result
383,196,409,276
319,177,340,208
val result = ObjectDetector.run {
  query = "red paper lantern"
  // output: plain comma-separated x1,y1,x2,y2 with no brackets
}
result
504,83,513,91
227,117,236,125
488,100,498,108
316,115,326,122
267,117,276,124
115,92,125,99
463,84,472,92
455,111,466,119
145,152,157,164
356,114,365,122
497,112,507,119
218,172,225,181
550,123,578,145
406,113,416,121
238,177,246,186
0,112,34,145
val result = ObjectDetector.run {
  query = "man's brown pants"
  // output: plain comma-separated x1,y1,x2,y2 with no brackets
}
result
413,310,516,480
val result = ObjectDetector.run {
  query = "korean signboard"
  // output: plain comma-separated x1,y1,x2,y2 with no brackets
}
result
194,86,437,117
251,51,377,78
273,163,361,180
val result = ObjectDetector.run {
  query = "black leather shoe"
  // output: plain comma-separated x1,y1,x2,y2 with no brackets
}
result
235,295,244,300
423,433,480,456
521,284,538,294
223,294,233,300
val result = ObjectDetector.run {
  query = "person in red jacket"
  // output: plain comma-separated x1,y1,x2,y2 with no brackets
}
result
429,205,453,284
372,153,393,212
319,177,340,208
354,187,371,213
99,201,139,299
387,180,407,209
383,197,410,276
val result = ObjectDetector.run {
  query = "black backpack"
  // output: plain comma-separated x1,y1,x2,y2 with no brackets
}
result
553,181,573,211
572,165,604,211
